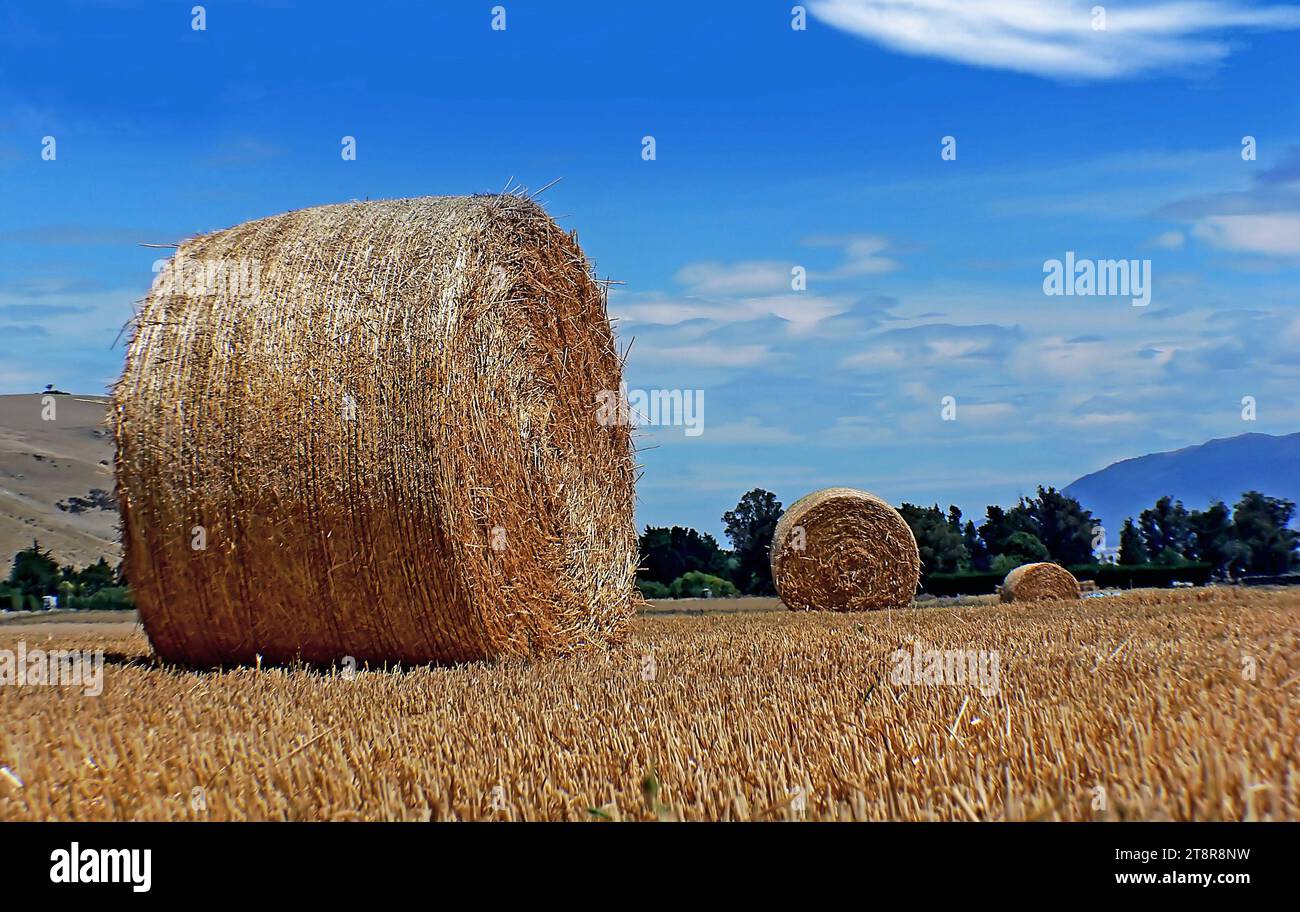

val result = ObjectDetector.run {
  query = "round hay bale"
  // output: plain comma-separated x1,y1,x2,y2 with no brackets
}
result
770,487,920,611
113,194,638,667
999,562,1081,603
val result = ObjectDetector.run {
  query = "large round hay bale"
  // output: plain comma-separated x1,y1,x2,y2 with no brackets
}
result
770,487,920,611
113,194,638,667
999,562,1081,603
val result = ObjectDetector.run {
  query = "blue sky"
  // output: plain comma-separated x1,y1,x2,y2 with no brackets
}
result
1,1,1298,539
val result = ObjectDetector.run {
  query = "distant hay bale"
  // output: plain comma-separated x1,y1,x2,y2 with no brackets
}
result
770,487,920,611
113,194,638,667
1000,562,1081,603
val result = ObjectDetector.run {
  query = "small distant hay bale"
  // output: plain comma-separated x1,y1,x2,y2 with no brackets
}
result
113,194,638,667
999,562,1081,603
770,487,920,611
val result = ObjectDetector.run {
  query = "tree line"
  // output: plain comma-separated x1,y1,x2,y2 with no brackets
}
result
637,487,1300,598
8,484,1296,607
637,489,783,599
1,540,133,612
901,487,1297,582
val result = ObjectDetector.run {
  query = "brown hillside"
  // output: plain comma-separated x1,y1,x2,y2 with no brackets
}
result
0,393,118,567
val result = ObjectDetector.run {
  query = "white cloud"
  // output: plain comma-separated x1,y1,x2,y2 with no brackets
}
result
840,345,907,370
822,415,900,444
675,260,791,295
1192,213,1300,256
1063,411,1145,427
1152,230,1186,249
957,402,1018,424
617,235,903,333
1285,315,1300,342
840,322,1019,371
804,234,900,276
637,343,775,368
610,290,852,330
808,0,1300,80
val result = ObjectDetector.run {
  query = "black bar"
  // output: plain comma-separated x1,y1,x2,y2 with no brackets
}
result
4,822,1285,898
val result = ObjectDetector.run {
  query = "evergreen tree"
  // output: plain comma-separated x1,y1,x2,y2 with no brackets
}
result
962,520,990,571
1118,519,1145,566
1023,486,1098,565
8,540,61,598
1139,496,1193,563
979,505,1020,557
68,556,117,595
722,489,784,595
1233,491,1300,575
1188,501,1244,579
899,504,969,575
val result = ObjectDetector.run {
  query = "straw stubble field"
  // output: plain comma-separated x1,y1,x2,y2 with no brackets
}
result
1,588,1297,821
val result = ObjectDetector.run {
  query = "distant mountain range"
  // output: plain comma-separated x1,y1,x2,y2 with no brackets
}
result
1064,432,1300,538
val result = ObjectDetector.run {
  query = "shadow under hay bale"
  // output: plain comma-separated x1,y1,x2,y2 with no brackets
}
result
770,487,920,611
114,194,638,667
999,562,1081,603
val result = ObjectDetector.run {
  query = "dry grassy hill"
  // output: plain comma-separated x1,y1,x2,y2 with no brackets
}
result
0,393,118,568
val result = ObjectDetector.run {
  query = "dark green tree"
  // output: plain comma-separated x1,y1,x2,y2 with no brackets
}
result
1138,496,1193,563
978,504,1036,557
962,520,990,571
1002,530,1050,564
66,556,117,595
978,505,1012,556
947,505,964,535
638,526,727,587
8,540,61,598
722,489,784,595
899,504,969,575
1118,518,1145,566
1233,491,1300,575
1188,501,1245,579
1023,486,1098,565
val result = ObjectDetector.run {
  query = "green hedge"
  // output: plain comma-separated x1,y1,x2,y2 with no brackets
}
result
0,585,136,612
73,586,135,611
923,562,1213,596
1069,563,1212,589
923,571,1004,597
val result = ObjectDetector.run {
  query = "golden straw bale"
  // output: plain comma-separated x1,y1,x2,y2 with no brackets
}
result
770,487,920,611
113,194,637,666
1000,562,1081,603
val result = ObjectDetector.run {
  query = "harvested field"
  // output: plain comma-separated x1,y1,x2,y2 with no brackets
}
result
1,588,1297,821
640,596,786,615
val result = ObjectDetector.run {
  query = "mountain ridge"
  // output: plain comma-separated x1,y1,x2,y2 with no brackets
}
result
1064,431,1300,538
